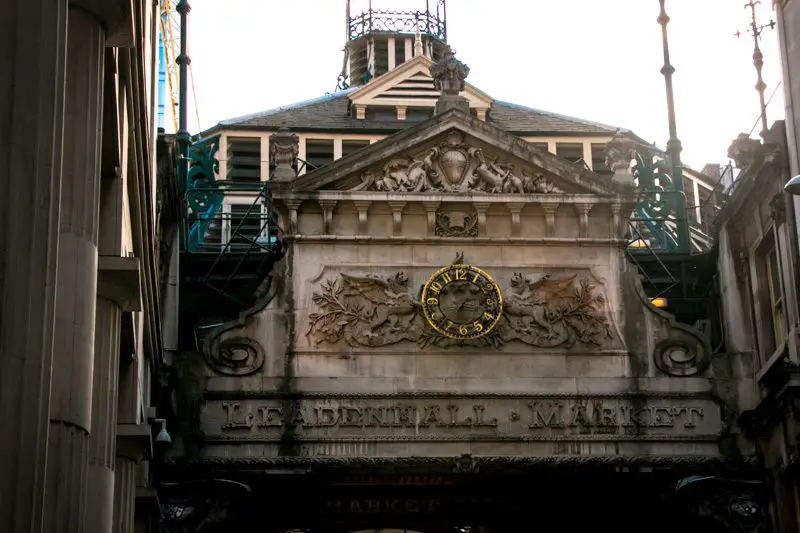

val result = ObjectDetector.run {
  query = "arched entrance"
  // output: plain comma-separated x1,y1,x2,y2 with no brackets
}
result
157,458,766,533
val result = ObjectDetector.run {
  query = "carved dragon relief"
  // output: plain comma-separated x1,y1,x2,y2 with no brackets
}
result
349,131,563,194
306,270,612,349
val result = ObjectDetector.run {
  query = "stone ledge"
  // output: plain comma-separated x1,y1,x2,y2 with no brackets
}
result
286,235,626,246
72,0,134,47
117,423,152,461
275,191,631,205
97,256,141,311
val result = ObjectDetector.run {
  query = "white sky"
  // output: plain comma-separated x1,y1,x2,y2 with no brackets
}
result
182,0,785,170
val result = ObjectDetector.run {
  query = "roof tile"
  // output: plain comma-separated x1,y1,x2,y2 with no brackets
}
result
212,91,622,135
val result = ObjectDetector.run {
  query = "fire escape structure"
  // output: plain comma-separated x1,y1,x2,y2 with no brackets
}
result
622,0,721,333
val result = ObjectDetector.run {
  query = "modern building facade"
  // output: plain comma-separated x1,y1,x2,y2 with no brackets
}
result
158,3,771,533
0,1,174,532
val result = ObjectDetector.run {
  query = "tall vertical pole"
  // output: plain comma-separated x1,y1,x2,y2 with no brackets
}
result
745,0,770,138
658,0,690,253
176,0,191,194
346,0,351,41
442,0,448,42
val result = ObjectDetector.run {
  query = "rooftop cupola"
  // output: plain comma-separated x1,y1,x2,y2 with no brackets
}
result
338,0,450,89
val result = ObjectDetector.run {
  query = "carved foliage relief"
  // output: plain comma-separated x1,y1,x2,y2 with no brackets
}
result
350,131,563,194
306,269,612,349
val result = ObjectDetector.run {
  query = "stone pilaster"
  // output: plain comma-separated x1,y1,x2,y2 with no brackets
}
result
115,424,152,533
113,457,137,533
91,256,141,533
44,6,105,533
0,1,67,532
86,297,122,533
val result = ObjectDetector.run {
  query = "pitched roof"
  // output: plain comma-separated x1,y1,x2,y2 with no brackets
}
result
209,90,623,136
489,101,622,135
280,107,630,197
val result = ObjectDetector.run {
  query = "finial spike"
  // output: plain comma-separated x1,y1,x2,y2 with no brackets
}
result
414,27,424,57
743,0,770,138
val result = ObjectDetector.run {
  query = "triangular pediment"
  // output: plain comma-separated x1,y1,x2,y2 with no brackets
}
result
349,55,493,112
283,109,630,198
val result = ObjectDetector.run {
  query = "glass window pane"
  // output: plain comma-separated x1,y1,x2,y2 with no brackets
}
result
768,248,780,301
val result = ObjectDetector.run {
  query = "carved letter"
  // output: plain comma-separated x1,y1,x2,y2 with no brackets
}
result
257,406,284,427
315,406,339,426
528,402,565,428
222,401,253,430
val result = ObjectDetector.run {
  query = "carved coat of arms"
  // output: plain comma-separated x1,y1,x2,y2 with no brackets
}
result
351,131,562,194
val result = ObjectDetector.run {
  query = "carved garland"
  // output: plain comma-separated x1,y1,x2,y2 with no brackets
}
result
349,131,562,194
306,270,612,349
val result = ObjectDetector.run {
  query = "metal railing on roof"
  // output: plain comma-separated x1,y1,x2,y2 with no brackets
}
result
348,8,446,41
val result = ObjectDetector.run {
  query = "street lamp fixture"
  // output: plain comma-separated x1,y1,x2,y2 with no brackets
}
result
785,175,800,195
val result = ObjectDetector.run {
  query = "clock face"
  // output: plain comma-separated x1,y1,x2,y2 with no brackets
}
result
420,264,503,340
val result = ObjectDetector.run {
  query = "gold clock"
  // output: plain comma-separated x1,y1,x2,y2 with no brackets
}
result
420,264,503,340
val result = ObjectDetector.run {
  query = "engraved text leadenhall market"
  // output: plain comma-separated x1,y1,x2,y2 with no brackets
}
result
163,6,763,533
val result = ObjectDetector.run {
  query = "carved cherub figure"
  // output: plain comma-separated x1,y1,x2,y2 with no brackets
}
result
340,272,419,334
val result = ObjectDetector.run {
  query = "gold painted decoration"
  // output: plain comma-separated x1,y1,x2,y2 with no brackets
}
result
420,264,502,340
306,264,611,349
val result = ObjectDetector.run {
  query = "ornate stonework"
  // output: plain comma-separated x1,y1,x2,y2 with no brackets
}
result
430,48,470,95
202,273,280,375
727,133,762,170
435,209,478,237
770,193,786,224
306,269,612,349
351,131,562,194
269,126,299,181
603,133,638,173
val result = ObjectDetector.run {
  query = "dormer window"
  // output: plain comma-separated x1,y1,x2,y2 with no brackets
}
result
348,55,494,123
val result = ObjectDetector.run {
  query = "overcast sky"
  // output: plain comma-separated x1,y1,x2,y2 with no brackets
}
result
180,0,784,170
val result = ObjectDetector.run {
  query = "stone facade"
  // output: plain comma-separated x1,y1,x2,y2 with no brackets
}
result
192,108,748,466
727,1,800,530
0,2,168,532
716,122,799,532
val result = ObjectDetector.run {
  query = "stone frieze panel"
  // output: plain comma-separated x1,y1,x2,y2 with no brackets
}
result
302,261,619,350
200,393,725,444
